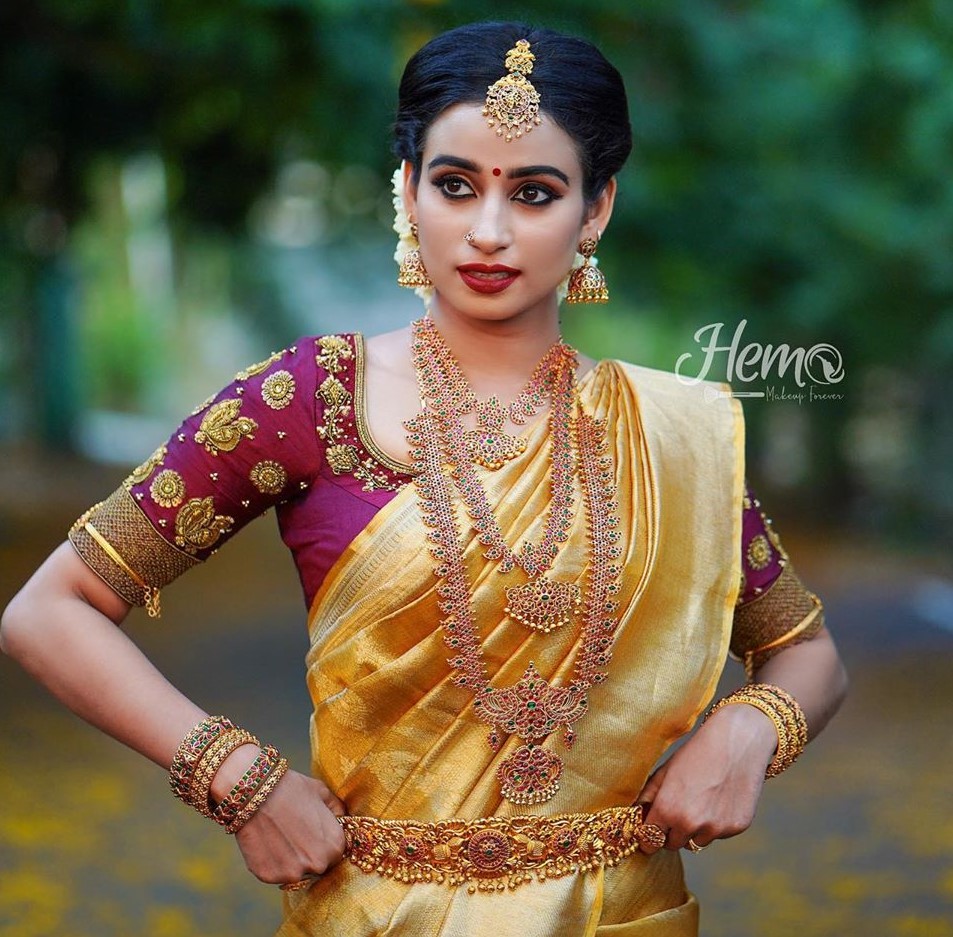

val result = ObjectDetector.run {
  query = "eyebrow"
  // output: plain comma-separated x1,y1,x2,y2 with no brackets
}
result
427,155,571,186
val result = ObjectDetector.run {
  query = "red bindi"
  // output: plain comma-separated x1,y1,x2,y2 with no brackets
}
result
492,167,502,176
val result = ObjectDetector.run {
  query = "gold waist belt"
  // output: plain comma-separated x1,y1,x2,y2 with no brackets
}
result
339,805,653,893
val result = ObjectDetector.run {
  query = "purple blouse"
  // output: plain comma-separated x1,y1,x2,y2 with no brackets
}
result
82,333,785,612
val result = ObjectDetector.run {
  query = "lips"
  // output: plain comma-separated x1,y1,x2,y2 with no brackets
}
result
457,263,521,295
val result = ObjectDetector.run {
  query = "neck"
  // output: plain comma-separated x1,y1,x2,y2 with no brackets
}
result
424,300,564,390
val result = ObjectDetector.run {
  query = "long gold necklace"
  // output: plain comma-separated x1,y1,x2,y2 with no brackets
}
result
406,319,623,805
412,318,580,633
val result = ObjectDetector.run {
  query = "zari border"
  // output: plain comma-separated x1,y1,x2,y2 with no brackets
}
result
68,486,199,612
730,563,825,677
352,333,417,476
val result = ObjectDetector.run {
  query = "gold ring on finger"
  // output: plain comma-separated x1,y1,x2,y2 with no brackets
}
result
686,837,707,853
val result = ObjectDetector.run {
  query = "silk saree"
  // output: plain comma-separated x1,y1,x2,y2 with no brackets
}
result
278,359,744,936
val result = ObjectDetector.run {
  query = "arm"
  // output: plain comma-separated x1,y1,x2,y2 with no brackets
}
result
636,485,847,852
636,627,847,852
0,542,346,883
2,341,348,884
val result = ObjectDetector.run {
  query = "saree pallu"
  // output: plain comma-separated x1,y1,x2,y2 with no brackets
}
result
278,361,744,936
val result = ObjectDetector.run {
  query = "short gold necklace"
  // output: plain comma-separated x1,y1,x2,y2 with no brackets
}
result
406,318,623,805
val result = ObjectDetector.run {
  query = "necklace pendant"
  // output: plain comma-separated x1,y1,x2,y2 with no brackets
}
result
498,744,563,805
505,577,581,633
465,430,527,470
464,397,526,470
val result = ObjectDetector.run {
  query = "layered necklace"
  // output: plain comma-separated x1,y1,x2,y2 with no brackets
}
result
405,318,623,805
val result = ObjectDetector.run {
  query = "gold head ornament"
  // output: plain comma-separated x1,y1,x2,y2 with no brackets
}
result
483,39,543,142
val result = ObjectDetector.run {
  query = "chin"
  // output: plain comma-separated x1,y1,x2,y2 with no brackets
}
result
432,286,559,325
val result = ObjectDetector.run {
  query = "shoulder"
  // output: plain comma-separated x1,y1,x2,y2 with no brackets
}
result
603,358,734,409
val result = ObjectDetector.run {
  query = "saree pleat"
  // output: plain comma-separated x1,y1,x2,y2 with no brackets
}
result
280,360,744,936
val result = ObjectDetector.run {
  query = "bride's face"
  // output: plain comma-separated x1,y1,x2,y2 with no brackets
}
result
404,103,615,325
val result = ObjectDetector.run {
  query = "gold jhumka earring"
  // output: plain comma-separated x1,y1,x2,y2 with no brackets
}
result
566,236,609,304
397,222,433,289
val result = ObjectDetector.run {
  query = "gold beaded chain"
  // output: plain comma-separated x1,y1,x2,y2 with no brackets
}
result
405,319,624,805
411,320,583,633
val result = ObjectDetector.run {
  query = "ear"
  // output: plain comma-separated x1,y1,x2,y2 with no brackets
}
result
582,177,617,242
402,159,419,222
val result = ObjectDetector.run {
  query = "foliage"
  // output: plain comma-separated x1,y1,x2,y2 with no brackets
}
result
1,0,950,532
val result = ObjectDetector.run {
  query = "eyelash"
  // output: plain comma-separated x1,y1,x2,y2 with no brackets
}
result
431,175,561,206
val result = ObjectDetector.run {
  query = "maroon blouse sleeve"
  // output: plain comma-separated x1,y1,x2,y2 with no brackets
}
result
68,341,321,616
731,482,825,677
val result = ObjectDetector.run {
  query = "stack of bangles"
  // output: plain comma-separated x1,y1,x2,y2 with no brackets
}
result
705,683,808,778
169,715,289,834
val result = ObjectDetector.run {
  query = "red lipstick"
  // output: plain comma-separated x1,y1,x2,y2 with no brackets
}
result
457,263,521,295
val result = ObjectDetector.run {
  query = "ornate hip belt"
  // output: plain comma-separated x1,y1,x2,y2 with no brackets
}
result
339,804,656,893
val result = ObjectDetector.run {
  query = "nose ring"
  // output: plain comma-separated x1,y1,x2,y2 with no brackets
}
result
464,230,475,244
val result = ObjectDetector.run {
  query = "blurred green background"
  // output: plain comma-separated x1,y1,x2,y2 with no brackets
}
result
1,2,952,936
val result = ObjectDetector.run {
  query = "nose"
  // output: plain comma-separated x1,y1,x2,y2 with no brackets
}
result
465,193,512,253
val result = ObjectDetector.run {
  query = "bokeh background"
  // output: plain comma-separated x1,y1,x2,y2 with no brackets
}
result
1,2,952,935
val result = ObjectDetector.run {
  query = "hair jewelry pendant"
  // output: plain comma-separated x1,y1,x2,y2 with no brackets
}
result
483,39,543,142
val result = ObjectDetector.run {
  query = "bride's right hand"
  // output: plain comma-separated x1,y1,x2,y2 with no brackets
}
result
227,764,348,886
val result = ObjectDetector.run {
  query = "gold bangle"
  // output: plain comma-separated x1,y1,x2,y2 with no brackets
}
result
84,521,162,618
169,716,236,804
704,684,807,778
225,757,289,834
213,745,282,830
188,728,258,818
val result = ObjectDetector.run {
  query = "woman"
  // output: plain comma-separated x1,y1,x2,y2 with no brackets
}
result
1,22,846,936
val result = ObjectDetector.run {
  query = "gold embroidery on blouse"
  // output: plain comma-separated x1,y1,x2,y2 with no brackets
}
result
124,445,167,489
190,394,216,416
353,333,416,476
764,515,788,561
68,487,199,612
315,335,352,373
174,497,234,554
745,533,773,571
261,370,296,410
317,376,351,445
326,444,361,475
235,351,282,381
150,469,186,508
314,334,408,493
249,460,287,495
194,399,258,455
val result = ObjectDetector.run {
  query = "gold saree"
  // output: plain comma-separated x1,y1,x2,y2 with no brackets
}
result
278,360,744,936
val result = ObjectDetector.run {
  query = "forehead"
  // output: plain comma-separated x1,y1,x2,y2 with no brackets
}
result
421,103,582,177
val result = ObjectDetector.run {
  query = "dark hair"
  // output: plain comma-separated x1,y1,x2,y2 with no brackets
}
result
394,22,632,204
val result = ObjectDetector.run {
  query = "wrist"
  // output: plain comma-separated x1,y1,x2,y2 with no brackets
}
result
704,700,778,766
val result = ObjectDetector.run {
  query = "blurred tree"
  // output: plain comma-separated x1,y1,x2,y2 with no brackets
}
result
0,0,949,540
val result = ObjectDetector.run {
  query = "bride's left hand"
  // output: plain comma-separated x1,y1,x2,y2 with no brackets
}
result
634,702,778,852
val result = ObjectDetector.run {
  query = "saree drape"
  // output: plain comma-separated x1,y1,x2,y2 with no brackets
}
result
277,360,744,936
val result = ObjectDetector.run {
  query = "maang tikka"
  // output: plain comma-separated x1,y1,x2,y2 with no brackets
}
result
483,39,543,142
566,236,609,304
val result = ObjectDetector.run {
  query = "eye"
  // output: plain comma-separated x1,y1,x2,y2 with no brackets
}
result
433,175,475,199
512,183,559,206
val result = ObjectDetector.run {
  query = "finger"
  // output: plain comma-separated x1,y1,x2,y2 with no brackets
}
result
635,762,669,805
325,794,347,818
663,828,689,851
